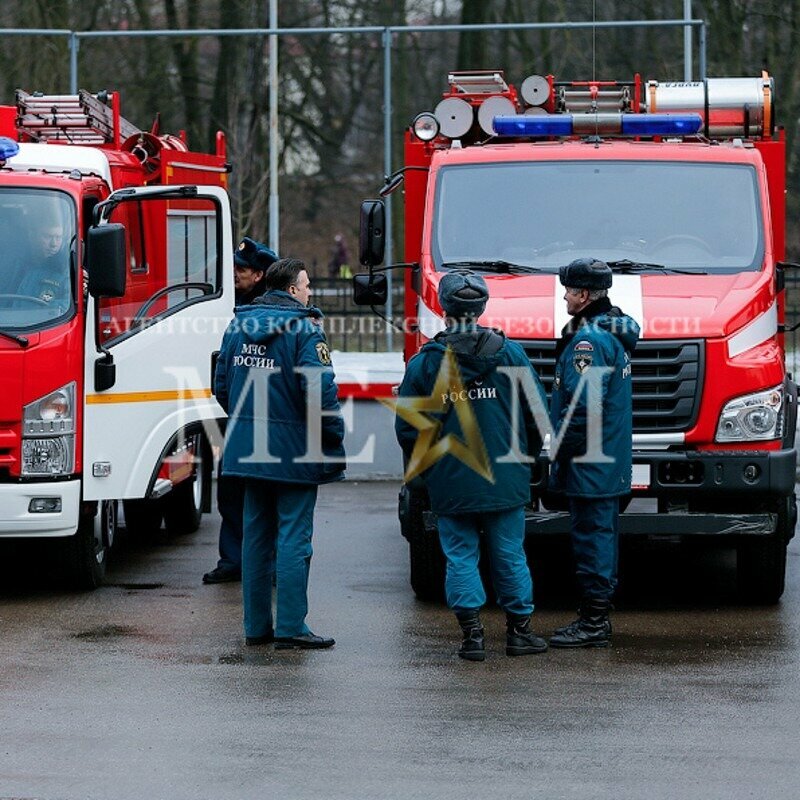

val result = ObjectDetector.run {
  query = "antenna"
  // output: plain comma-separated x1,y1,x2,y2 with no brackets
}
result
593,0,598,139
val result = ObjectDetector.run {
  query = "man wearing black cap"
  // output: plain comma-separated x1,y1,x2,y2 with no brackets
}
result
548,258,640,647
203,237,278,584
233,236,278,306
395,270,549,661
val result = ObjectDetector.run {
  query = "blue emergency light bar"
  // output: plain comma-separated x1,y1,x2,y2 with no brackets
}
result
493,113,703,138
0,136,19,161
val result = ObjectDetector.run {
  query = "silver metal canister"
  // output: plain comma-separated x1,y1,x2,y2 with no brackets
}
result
645,77,774,137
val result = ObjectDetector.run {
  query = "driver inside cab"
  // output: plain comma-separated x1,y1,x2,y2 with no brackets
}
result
16,219,72,313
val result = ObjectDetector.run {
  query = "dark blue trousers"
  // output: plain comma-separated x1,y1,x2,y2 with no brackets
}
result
568,496,620,604
242,480,318,639
215,472,244,572
437,506,533,616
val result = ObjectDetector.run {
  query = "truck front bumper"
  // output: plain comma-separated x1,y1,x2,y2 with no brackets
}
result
0,479,81,538
627,447,796,497
526,447,796,538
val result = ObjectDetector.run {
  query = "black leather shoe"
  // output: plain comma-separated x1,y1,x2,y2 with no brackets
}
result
202,567,241,584
455,609,485,662
274,633,335,650
245,630,274,646
505,614,548,656
550,602,612,648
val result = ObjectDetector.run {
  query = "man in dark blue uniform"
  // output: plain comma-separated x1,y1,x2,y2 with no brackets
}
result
17,220,71,314
215,258,344,649
548,258,640,648
395,270,549,661
203,237,278,584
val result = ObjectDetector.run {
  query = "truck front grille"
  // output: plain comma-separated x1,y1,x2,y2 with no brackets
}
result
0,424,18,479
516,338,704,433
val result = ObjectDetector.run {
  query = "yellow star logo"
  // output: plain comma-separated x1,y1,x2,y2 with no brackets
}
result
380,347,494,484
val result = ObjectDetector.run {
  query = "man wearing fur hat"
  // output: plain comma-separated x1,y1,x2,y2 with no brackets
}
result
548,258,639,648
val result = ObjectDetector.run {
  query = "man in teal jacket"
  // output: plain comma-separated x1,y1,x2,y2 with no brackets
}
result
548,258,640,648
395,270,549,661
215,258,345,649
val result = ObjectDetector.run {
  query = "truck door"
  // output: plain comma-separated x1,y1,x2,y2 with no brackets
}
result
82,184,233,501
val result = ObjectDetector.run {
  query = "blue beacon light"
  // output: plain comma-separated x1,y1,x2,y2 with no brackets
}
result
0,136,19,161
493,113,703,138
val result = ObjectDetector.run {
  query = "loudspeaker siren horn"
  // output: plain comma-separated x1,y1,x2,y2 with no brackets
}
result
521,74,550,107
434,97,474,139
477,95,516,136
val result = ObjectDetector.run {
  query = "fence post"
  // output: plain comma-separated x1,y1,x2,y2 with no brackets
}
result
383,27,394,351
69,32,79,93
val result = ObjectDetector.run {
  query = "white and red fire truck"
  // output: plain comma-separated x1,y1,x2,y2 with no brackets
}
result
0,90,233,588
355,70,798,604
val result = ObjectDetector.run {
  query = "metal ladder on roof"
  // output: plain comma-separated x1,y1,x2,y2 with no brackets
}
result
16,89,140,144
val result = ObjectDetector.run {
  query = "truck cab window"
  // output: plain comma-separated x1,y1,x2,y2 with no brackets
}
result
0,189,75,330
97,196,220,345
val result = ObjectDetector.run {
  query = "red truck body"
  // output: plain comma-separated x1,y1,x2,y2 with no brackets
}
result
363,71,797,604
0,91,234,588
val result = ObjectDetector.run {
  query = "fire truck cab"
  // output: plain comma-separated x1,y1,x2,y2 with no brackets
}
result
356,70,797,604
0,90,233,588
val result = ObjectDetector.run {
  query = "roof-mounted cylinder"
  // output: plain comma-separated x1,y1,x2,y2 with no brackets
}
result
646,75,774,138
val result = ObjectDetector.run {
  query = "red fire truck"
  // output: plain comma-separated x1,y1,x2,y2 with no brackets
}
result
355,70,797,604
0,90,233,588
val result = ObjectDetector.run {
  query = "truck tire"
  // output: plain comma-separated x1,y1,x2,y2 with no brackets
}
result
736,494,795,604
122,499,163,538
163,477,202,536
405,488,446,602
63,500,116,590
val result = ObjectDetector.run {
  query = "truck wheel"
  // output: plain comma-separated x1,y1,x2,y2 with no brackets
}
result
736,494,795,604
405,488,446,602
122,499,163,538
63,500,116,590
163,478,202,535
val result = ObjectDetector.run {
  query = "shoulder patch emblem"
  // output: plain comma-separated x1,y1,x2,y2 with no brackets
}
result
573,350,592,374
574,340,594,352
315,341,331,366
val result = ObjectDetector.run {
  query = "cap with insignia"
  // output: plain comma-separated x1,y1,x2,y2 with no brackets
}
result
234,237,278,271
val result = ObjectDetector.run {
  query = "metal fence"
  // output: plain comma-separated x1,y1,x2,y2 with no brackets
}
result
312,278,403,353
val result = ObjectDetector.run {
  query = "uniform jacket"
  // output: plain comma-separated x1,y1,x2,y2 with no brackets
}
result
17,256,71,313
396,324,547,515
549,297,640,498
214,290,345,485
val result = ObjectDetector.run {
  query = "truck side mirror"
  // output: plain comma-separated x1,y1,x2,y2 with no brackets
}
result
359,199,385,267
352,272,388,306
86,224,127,298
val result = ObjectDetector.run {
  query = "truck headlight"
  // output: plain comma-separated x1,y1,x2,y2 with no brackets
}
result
21,382,76,475
22,436,74,475
715,385,783,442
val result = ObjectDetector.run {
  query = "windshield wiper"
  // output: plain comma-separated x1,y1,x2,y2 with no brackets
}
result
441,260,553,274
0,329,29,347
607,259,707,275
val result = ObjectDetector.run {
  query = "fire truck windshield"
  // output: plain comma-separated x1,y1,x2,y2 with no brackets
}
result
0,189,75,330
432,160,763,273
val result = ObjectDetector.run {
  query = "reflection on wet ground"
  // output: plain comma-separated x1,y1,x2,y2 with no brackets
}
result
0,481,797,799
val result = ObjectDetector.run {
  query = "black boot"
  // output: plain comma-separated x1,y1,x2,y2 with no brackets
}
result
506,614,548,656
455,610,485,662
549,601,612,648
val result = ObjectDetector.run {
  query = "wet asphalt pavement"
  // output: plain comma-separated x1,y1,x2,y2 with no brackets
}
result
1,480,799,800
